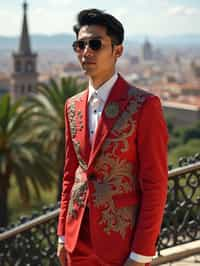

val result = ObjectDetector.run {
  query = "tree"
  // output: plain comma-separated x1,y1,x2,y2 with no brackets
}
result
182,121,200,144
0,94,55,227
28,77,86,201
169,139,200,166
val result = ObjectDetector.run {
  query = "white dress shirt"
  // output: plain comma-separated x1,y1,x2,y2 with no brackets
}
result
87,72,118,142
59,72,152,263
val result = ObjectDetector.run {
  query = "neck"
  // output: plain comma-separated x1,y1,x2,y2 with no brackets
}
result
89,70,116,89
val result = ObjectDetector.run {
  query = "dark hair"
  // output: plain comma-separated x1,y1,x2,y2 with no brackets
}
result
73,9,124,45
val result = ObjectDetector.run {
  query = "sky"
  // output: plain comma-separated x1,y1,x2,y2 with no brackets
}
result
0,0,199,37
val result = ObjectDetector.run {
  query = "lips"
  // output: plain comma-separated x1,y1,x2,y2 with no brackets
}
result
83,61,96,65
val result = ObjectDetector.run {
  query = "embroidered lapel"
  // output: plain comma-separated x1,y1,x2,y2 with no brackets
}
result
88,76,130,168
67,89,91,170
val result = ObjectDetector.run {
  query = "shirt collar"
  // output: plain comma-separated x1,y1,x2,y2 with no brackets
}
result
88,72,118,103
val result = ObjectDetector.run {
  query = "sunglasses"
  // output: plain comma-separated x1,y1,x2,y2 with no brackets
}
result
72,38,102,52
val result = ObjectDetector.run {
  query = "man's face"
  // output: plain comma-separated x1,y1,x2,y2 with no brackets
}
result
75,25,123,79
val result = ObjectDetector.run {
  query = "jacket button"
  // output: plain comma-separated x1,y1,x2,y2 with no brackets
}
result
88,174,96,180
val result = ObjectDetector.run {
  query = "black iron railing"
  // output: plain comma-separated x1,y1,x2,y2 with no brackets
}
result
0,155,200,266
158,157,200,253
0,207,60,266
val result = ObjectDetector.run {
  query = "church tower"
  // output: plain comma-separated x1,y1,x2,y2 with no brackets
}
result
142,38,153,61
11,1,38,99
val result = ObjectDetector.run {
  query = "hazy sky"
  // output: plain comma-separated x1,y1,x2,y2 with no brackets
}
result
0,0,199,37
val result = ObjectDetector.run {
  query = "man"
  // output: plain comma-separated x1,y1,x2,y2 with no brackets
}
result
57,9,168,266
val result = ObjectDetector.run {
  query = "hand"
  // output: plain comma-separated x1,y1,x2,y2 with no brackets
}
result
57,243,66,266
124,258,145,266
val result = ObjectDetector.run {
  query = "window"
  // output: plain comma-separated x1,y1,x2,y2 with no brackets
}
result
28,84,32,92
15,61,21,72
26,62,33,72
21,85,25,94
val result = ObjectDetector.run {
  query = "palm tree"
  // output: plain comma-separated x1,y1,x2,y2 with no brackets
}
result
28,76,86,201
0,94,55,227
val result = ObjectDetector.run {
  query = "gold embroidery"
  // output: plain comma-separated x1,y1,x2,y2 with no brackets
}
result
67,91,85,138
105,102,119,119
100,203,137,239
67,92,87,170
104,114,136,154
92,154,135,237
68,105,84,138
93,154,134,201
67,102,77,138
102,88,150,153
92,181,135,238
73,140,88,170
68,173,88,219
67,87,151,234
67,92,88,219
91,87,151,238
77,110,84,132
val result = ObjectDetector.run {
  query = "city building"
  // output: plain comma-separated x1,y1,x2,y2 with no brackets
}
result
11,1,38,99
142,38,153,61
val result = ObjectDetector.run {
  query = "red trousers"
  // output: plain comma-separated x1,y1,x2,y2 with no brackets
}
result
66,207,150,266
66,207,108,266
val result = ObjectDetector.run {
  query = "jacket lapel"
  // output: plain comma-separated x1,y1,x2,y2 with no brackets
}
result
70,89,91,166
88,75,130,168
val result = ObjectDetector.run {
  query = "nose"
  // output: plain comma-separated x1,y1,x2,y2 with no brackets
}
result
82,44,93,56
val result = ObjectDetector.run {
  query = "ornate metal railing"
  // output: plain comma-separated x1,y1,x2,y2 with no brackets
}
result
0,155,200,266
0,206,60,266
158,154,200,253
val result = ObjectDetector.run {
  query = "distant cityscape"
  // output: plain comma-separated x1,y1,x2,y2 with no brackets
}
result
0,1,200,126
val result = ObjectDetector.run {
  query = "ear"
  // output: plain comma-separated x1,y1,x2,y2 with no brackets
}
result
114,45,123,59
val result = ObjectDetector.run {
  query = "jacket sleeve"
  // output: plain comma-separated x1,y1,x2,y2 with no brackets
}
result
132,95,169,256
57,100,79,236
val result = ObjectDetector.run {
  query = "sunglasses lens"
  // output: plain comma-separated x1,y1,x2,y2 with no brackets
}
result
78,41,85,50
89,39,102,50
73,40,85,51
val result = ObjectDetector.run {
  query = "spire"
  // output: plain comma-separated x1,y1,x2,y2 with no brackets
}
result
19,1,31,54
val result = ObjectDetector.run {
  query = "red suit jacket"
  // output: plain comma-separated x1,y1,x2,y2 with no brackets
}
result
57,75,169,265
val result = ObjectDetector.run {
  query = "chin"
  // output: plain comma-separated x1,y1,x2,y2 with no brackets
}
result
82,68,97,76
